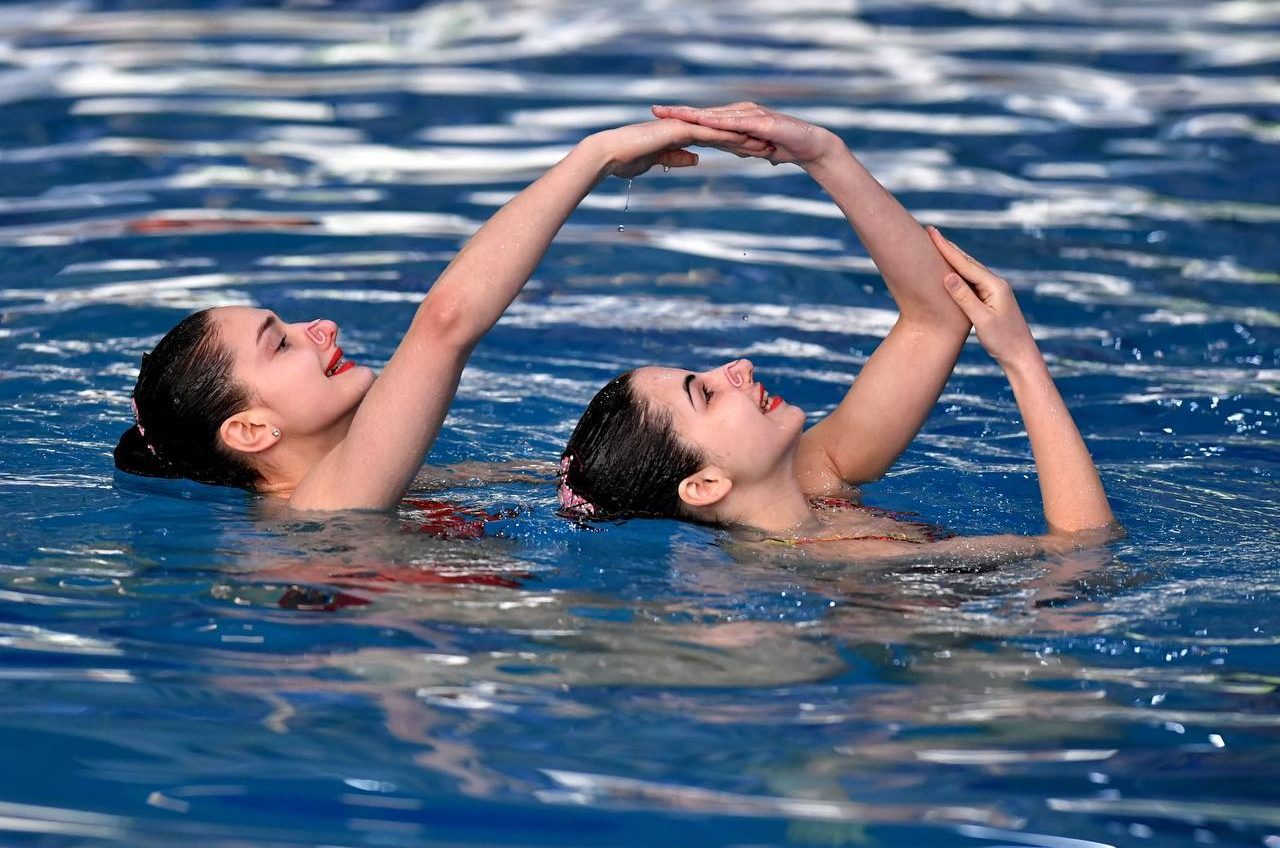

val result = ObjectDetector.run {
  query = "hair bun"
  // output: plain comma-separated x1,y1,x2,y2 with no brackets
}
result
113,425,179,479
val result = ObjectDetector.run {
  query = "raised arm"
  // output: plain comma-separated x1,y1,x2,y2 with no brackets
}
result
929,228,1116,534
291,120,764,510
653,104,970,492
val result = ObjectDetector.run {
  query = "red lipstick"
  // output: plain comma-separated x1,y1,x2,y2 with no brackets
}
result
325,348,353,377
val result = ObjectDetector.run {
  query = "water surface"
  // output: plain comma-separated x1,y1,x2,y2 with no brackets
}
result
0,1,1277,846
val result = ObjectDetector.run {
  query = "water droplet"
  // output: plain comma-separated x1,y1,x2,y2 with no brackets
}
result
623,179,633,213
617,225,625,233
663,164,670,173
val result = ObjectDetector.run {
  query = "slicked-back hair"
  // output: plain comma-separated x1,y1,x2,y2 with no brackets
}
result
560,371,706,520
114,309,260,490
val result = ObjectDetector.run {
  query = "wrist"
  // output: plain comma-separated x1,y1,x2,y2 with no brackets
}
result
798,129,850,173
999,344,1050,384
574,130,620,180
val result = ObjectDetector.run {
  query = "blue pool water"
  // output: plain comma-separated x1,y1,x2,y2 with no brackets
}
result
1,1,1278,846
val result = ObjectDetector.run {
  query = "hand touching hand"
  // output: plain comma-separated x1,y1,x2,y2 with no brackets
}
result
928,227,1040,370
651,102,842,167
596,118,770,180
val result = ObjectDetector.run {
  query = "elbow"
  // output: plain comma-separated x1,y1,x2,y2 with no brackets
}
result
410,297,478,355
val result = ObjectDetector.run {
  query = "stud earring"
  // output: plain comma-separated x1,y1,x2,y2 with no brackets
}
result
272,428,281,438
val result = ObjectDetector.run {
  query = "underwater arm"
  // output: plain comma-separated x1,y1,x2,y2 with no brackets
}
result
653,104,970,492
412,459,557,490
291,121,765,510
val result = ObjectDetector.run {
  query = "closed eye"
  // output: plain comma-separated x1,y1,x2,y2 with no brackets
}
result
701,385,713,404
276,333,288,352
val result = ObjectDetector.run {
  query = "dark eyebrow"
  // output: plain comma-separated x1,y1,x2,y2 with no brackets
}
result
255,314,277,347
683,374,695,410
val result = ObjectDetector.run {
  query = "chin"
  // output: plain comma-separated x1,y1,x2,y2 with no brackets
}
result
350,366,377,392
781,405,807,438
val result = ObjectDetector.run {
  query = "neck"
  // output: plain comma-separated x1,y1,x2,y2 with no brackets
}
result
714,463,822,537
252,416,353,498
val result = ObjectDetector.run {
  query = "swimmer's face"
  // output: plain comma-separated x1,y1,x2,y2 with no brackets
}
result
213,306,375,442
631,359,805,487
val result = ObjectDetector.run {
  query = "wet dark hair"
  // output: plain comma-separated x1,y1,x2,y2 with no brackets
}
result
114,309,261,490
559,371,706,520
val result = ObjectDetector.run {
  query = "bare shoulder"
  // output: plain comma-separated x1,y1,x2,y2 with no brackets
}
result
793,429,848,497
285,439,387,511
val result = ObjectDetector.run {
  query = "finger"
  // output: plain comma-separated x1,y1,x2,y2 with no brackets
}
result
717,142,775,159
652,105,743,122
687,113,773,135
927,226,1003,287
657,149,698,168
690,101,759,111
696,101,766,115
651,104,696,121
653,104,767,125
653,102,762,115
719,135,771,151
683,124,764,147
927,225,981,266
650,119,772,159
941,273,989,322
927,225,970,266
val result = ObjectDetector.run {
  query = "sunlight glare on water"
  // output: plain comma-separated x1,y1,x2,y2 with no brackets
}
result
0,1,1277,847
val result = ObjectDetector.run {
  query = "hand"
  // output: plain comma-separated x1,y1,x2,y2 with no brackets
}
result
591,118,770,180
650,102,842,167
928,226,1040,369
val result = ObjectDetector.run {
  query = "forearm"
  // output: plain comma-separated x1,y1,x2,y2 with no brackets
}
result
293,139,612,510
791,144,971,489
1003,353,1115,533
800,321,967,487
410,134,614,346
804,143,968,331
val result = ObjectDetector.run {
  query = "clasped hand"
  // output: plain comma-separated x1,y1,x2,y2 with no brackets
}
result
652,102,841,167
602,102,846,179
598,118,771,179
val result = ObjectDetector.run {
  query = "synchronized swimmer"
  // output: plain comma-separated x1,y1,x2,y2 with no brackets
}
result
116,115,766,508
559,105,1118,557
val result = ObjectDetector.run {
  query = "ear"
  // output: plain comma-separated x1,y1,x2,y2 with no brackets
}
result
219,408,279,455
677,465,733,510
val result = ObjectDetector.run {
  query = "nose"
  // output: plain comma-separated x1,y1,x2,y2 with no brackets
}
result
722,358,754,388
304,319,338,347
